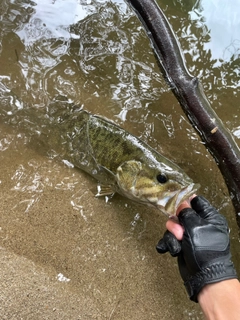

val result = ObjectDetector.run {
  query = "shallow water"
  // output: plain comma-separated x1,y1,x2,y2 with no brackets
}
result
0,0,240,319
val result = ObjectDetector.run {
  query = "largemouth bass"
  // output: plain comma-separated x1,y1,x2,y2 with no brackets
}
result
44,106,199,216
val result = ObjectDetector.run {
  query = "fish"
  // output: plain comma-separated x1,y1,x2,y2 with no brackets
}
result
43,106,199,216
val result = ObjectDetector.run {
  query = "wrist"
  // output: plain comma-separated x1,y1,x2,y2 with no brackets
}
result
198,279,240,320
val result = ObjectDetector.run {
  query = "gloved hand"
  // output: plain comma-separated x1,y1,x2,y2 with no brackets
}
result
156,196,238,302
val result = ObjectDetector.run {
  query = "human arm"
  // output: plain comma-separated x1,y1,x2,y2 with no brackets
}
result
156,196,240,319
198,279,240,320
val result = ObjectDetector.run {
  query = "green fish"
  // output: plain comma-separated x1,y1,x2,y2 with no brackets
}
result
44,108,199,216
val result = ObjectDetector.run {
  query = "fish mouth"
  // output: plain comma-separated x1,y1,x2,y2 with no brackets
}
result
157,183,200,216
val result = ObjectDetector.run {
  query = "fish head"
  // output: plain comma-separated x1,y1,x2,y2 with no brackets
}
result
116,160,199,216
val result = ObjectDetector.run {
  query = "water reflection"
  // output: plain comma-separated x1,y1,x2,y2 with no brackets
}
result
0,133,14,150
191,0,240,64
2,0,239,129
0,0,168,121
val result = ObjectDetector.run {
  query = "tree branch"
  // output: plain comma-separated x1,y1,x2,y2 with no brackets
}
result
126,0,240,226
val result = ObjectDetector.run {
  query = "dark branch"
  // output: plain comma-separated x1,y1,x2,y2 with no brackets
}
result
126,0,240,226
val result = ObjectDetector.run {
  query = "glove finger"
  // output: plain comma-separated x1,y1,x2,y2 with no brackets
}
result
178,208,203,232
190,196,228,226
156,238,168,254
191,196,218,218
156,231,181,257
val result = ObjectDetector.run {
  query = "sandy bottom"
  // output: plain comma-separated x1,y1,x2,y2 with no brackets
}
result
0,125,207,320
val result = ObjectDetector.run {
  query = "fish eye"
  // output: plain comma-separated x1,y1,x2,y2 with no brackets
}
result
156,173,168,184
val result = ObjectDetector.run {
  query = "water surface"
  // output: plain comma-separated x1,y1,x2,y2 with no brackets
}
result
0,0,240,319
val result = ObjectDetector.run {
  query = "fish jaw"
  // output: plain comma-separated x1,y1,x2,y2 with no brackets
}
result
158,183,200,216
128,182,200,217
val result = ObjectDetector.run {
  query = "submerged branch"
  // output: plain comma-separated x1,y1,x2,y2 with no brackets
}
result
126,0,240,226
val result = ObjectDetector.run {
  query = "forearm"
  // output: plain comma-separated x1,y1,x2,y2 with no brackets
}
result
198,279,240,320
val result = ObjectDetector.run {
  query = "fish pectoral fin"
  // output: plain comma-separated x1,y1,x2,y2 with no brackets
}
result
95,184,115,197
92,165,116,197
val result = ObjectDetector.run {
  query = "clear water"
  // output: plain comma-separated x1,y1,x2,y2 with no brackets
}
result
0,0,240,319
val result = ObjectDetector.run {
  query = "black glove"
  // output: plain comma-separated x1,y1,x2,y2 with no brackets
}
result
156,196,238,302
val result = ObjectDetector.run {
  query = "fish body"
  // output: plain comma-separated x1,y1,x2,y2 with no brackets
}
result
46,108,199,216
